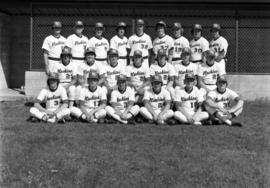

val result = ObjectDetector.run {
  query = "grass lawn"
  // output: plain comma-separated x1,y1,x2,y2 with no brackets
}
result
0,100,269,188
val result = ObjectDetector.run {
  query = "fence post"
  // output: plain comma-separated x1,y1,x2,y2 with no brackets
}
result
30,3,33,71
235,10,239,73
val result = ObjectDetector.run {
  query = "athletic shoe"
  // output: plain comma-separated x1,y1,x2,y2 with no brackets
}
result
231,122,243,127
193,121,202,126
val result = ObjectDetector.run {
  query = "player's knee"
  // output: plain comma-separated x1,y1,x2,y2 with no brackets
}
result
130,105,140,116
105,106,114,115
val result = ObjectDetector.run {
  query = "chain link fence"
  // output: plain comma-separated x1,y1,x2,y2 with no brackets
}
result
31,5,270,74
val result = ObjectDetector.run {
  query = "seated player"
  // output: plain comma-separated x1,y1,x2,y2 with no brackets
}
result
51,47,77,107
126,50,151,102
197,49,226,96
106,75,140,124
150,49,175,96
174,73,209,125
140,75,174,125
205,76,244,126
70,72,107,123
103,49,126,95
29,73,70,123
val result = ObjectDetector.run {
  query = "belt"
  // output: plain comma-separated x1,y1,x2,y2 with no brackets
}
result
48,57,60,61
130,56,148,59
172,58,181,61
72,57,84,60
205,83,216,85
192,60,202,63
119,56,127,59
95,58,107,61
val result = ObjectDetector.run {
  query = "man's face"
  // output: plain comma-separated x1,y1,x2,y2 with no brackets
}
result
136,24,144,34
152,81,162,93
184,78,195,89
95,27,103,37
217,81,227,92
211,30,219,39
118,81,126,91
109,54,118,67
86,53,95,65
75,26,84,35
181,53,190,64
206,55,215,65
61,54,71,66
53,27,62,35
117,27,125,37
133,55,142,67
89,79,98,89
193,29,201,39
48,79,58,90
157,25,165,37
173,28,181,38
157,55,166,66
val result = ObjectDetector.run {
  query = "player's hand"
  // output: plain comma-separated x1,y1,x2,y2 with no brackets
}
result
218,107,228,114
153,113,158,121
121,112,128,120
45,67,50,76
157,113,164,122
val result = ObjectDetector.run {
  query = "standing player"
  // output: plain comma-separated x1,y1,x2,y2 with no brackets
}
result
209,23,228,71
88,22,109,66
171,22,190,66
197,49,226,95
110,22,128,67
205,76,244,126
29,73,70,123
103,49,126,95
127,19,153,67
126,50,151,101
140,74,174,125
174,73,209,125
42,21,66,75
152,21,174,64
106,75,140,124
174,47,198,90
51,47,77,107
190,24,209,66
65,21,88,69
70,72,107,123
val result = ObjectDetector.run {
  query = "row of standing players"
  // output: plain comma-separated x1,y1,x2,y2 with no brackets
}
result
29,36,243,126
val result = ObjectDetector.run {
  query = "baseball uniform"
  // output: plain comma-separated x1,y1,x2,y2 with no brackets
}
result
209,36,228,71
153,34,174,57
172,36,190,65
150,63,175,86
88,36,109,66
110,35,128,67
190,37,209,62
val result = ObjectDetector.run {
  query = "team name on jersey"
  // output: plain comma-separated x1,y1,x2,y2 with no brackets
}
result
95,42,108,47
117,97,129,102
203,69,218,75
47,95,61,100
155,70,169,74
52,41,65,47
155,41,166,45
118,41,127,46
190,43,201,48
75,41,87,45
132,39,146,44
57,69,72,73
215,97,229,103
181,96,197,101
174,42,182,46
85,96,100,101
83,69,97,75
131,71,144,76
210,43,219,48
178,69,194,74
149,98,164,102
107,70,120,75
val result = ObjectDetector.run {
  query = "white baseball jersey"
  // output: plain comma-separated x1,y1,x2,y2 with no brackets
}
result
127,33,153,57
65,34,88,59
42,35,66,59
51,61,77,87
190,37,209,62
76,62,105,87
174,62,198,88
88,36,109,60
104,63,126,87
143,87,171,111
209,36,228,58
207,88,239,109
110,35,128,57
37,85,68,111
197,62,226,86
79,86,106,109
153,35,174,56
150,63,175,85
175,86,204,112
172,36,190,60
126,64,150,89
111,86,135,111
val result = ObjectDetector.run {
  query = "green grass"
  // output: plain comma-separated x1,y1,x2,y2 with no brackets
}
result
0,100,269,188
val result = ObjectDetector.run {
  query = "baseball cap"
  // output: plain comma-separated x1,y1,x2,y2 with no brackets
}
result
136,19,144,26
181,47,191,55
156,21,167,28
52,21,62,29
151,74,163,84
217,75,227,83
205,49,216,58
210,23,221,32
85,47,96,56
47,72,59,81
108,48,119,56
157,49,167,57
88,71,99,80
192,24,202,31
117,74,127,83
172,22,182,29
61,47,72,56
133,50,142,57
75,20,84,27
185,73,195,80
117,22,127,28
95,22,104,28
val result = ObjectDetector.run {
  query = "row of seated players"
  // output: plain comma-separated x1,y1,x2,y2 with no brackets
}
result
29,71,244,126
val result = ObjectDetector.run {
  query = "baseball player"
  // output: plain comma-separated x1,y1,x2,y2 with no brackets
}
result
190,24,209,65
209,23,229,72
65,21,88,69
127,19,153,67
110,22,128,67
50,47,77,107
106,75,140,124
174,73,209,126
103,49,126,95
126,50,151,102
174,47,198,90
29,73,70,123
197,49,226,95
140,74,174,124
171,22,190,66
70,72,107,123
152,21,174,64
88,22,109,66
150,49,175,95
205,76,244,126
42,21,66,75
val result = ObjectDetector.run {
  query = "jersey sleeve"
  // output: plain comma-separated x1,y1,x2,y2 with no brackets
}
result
110,90,118,103
128,88,135,101
37,89,47,102
168,37,174,50
143,90,150,101
100,88,107,101
217,63,226,76
75,63,84,76
174,89,182,102
110,37,117,50
196,64,203,77
168,64,176,76
78,88,86,101
72,63,77,76
197,89,204,103
220,39,229,55
41,37,50,51
144,65,151,78
164,90,171,101
87,39,94,48
126,66,131,78
65,36,73,48
202,38,209,52
229,89,239,100
127,37,132,49
207,90,216,100
183,38,190,48
147,35,153,50
149,65,155,76
60,87,68,101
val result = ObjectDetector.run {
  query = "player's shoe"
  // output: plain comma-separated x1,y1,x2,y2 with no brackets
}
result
193,121,202,126
166,118,177,125
27,116,40,123
230,122,243,127
98,118,105,124
128,117,136,125
57,118,66,124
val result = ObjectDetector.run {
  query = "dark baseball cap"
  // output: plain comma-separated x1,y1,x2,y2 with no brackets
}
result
185,73,195,80
117,74,127,83
75,20,84,27
136,19,144,26
210,23,221,32
88,71,99,80
85,47,96,56
52,21,62,28
181,47,191,55
95,22,104,28
151,74,163,84
172,22,182,29
193,24,202,31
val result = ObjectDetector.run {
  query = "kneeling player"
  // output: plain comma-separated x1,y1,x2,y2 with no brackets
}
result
106,75,140,124
174,73,209,125
70,72,107,123
205,76,244,126
29,73,70,123
140,75,174,124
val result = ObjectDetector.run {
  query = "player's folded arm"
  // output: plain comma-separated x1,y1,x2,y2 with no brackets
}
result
205,95,220,109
